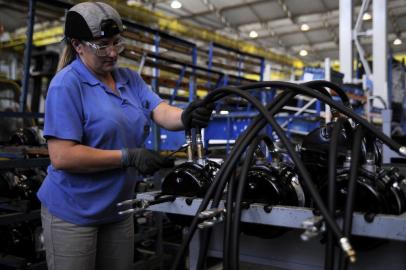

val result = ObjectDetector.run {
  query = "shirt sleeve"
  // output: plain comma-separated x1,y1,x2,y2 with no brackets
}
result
44,71,84,142
130,69,163,113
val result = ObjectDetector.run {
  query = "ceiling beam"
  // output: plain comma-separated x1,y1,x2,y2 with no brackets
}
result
233,3,406,30
179,0,269,20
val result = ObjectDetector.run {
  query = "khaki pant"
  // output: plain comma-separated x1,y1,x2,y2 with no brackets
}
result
41,205,134,270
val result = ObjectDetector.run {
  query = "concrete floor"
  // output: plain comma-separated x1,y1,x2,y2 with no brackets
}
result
207,261,287,270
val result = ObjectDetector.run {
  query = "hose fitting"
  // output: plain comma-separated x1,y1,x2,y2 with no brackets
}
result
339,237,356,263
399,146,406,157
196,129,205,165
185,130,193,162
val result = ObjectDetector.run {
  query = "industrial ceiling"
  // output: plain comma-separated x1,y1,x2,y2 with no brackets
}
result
0,0,405,65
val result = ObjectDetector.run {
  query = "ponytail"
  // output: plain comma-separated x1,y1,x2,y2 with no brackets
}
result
57,41,76,72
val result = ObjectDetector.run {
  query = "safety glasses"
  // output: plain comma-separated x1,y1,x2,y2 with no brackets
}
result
84,39,125,57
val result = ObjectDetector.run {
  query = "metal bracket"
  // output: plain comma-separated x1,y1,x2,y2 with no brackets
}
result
300,215,325,241
117,195,175,215
198,207,226,229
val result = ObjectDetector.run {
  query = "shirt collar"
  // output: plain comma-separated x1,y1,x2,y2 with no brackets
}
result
71,57,100,86
70,57,130,89
113,68,129,89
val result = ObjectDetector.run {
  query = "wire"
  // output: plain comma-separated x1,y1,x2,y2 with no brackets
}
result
304,80,351,107
171,80,405,269
338,126,364,270
229,134,267,270
170,91,294,270
197,87,344,267
325,117,346,270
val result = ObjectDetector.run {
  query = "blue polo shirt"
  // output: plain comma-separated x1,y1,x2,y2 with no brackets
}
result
37,58,163,225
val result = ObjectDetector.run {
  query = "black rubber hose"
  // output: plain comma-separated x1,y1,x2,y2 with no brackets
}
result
223,169,236,270
179,84,348,270
229,135,266,270
172,81,403,269
202,85,340,269
302,81,334,99
196,230,210,270
170,91,294,270
202,93,294,268
203,87,344,246
338,126,364,270
199,81,402,153
198,92,294,269
303,80,351,107
203,85,371,267
325,117,346,270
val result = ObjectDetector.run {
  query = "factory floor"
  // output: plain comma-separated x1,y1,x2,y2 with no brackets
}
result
207,260,287,270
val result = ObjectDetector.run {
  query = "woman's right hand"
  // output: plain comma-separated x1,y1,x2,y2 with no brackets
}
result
121,148,174,175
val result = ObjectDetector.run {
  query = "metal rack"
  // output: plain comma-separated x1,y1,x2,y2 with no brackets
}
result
136,191,406,270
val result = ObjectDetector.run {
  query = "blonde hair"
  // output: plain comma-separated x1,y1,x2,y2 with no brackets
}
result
57,42,77,71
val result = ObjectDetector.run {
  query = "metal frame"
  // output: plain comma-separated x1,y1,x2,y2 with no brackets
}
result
137,191,406,270
137,191,406,241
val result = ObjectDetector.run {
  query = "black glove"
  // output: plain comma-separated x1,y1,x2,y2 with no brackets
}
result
181,100,214,129
121,148,175,175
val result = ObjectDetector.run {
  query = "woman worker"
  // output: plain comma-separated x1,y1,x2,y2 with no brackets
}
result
37,2,212,270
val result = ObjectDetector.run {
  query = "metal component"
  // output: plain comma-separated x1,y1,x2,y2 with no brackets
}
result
185,130,193,162
20,0,36,113
138,52,147,73
198,208,226,220
138,191,406,241
300,215,324,241
373,0,388,109
353,0,372,80
116,198,138,207
198,216,224,229
117,195,175,215
339,0,353,83
197,208,225,229
339,237,357,263
399,146,406,156
118,208,137,215
196,129,205,165
280,98,318,128
362,152,377,173
291,176,306,207
161,160,220,198
324,57,332,123
343,150,352,168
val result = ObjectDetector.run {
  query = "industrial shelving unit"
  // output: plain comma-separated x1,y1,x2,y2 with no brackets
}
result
0,155,49,270
118,19,267,152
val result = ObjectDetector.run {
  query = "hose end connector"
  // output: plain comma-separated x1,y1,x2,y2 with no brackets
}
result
339,237,356,263
399,146,406,157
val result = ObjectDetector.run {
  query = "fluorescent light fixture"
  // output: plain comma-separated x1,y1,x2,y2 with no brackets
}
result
300,23,310,31
362,12,372,21
126,0,137,6
249,30,258,38
220,110,229,115
170,0,182,9
299,49,308,56
393,38,402,45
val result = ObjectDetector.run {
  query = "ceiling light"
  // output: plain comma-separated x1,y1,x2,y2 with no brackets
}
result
393,38,402,45
362,12,372,21
170,0,182,9
126,0,137,6
299,49,308,56
249,30,258,38
300,24,310,31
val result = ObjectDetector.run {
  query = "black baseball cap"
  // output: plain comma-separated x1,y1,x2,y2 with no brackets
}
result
65,2,123,40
